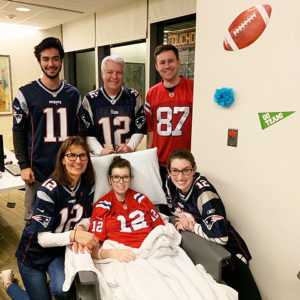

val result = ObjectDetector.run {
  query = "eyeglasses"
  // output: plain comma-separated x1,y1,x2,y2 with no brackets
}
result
65,153,88,161
110,175,131,183
169,168,193,176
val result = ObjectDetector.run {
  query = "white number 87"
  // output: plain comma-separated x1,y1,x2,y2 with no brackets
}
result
156,106,190,136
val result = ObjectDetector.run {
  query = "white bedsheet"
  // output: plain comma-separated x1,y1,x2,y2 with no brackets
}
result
64,223,238,300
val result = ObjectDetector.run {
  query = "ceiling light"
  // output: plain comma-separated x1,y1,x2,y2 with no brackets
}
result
16,7,31,12
0,22,41,30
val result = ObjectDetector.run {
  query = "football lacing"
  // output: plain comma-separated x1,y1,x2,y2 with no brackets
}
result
233,12,257,36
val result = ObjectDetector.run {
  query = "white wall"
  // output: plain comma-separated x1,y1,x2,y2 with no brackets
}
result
62,14,95,52
193,1,300,299
111,43,146,63
0,26,62,149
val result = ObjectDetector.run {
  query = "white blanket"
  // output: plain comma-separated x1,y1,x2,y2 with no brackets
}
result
64,223,237,300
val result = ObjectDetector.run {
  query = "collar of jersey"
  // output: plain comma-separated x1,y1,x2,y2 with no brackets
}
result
101,86,123,103
178,172,201,201
63,178,81,196
36,79,64,97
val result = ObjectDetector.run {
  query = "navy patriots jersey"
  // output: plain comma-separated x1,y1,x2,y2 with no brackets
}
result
166,172,252,262
81,86,146,147
15,177,94,271
12,79,87,182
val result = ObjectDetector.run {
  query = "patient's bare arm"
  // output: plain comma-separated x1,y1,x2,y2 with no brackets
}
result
100,249,136,263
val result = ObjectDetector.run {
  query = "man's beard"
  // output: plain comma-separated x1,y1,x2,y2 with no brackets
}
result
41,66,61,80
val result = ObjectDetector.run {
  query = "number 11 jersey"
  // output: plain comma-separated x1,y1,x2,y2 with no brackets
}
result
12,79,84,182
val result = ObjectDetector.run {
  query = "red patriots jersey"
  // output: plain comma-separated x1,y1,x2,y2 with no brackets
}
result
145,77,194,167
90,189,164,248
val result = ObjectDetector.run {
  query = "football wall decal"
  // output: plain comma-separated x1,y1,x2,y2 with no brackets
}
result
223,4,272,51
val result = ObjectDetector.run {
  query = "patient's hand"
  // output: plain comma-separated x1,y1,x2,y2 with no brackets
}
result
70,227,99,254
175,214,195,232
102,249,136,263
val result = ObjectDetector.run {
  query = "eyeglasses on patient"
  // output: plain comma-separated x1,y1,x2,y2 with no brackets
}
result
169,168,193,176
110,175,131,183
65,153,88,161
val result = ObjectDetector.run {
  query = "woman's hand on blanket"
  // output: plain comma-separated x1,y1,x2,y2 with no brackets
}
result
175,214,195,232
102,249,136,262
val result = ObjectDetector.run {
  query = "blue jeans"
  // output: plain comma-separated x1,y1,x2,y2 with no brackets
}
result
8,254,73,300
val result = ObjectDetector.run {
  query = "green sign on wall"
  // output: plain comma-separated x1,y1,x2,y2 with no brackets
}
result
258,111,295,130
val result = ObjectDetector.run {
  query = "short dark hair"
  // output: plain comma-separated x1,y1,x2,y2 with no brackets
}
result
34,37,64,61
154,44,179,61
51,136,95,187
167,149,196,170
108,156,132,177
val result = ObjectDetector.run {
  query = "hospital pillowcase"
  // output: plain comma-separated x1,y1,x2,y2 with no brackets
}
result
91,148,167,205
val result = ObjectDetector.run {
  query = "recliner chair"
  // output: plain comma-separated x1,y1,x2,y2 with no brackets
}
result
74,229,230,300
71,149,231,299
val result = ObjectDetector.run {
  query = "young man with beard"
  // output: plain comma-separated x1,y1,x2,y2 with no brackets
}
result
12,37,86,224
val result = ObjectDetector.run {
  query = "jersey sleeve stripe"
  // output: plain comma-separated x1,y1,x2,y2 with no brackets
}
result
95,200,111,210
15,90,29,114
36,191,55,204
144,101,151,113
134,193,145,203
82,96,95,125
197,191,219,213
194,223,228,245
89,186,95,196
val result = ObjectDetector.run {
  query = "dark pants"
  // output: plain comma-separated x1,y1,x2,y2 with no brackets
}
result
158,165,172,216
159,165,168,191
15,254,75,300
222,256,262,300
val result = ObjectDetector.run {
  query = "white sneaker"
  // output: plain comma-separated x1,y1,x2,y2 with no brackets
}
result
0,269,14,285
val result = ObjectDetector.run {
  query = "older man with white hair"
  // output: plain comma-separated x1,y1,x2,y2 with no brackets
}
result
82,55,146,155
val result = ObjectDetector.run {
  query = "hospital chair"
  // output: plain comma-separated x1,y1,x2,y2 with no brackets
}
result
72,149,231,300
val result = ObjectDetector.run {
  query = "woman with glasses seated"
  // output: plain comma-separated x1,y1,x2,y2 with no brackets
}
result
90,155,165,262
166,149,261,300
2,136,99,300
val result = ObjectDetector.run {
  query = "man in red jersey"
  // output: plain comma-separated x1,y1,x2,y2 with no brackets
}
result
145,44,194,187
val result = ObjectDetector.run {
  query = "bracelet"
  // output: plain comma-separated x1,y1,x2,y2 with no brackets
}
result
73,229,77,243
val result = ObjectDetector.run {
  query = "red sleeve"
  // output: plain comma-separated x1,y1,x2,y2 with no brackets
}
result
89,197,111,242
142,196,165,228
145,91,154,131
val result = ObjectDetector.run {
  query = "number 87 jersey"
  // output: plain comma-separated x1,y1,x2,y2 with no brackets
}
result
144,77,194,167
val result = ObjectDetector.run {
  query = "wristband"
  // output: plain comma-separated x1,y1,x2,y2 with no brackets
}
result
73,229,77,243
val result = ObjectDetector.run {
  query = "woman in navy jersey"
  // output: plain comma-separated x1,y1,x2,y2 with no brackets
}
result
165,149,261,300
2,136,98,300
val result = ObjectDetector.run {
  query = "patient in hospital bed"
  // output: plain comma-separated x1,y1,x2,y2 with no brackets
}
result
63,153,238,300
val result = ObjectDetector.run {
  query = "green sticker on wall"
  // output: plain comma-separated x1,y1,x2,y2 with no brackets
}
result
258,111,295,130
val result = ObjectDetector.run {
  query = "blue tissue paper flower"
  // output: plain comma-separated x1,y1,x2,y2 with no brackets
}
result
214,88,235,107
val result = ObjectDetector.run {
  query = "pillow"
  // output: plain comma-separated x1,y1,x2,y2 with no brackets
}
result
91,148,167,205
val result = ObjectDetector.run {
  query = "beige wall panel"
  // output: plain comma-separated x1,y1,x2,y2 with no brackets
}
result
149,0,196,23
62,15,95,52
96,0,147,46
193,0,300,299
0,26,62,149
